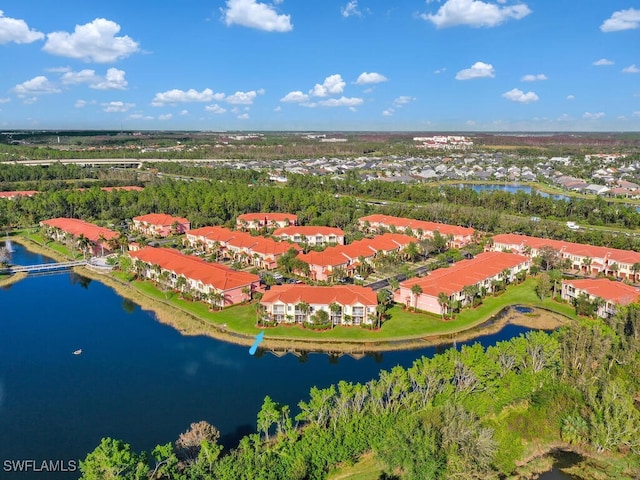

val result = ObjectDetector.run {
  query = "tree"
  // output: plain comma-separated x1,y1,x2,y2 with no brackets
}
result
175,420,221,466
535,272,552,299
437,292,449,319
257,395,280,441
329,302,342,326
537,245,561,271
295,301,310,323
241,285,252,302
76,233,91,260
632,262,640,282
548,269,562,299
210,290,225,310
79,437,148,480
410,284,423,311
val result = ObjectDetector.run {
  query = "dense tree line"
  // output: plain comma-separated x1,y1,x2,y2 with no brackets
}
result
79,312,640,479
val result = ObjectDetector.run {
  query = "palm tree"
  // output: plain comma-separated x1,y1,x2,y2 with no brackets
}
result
410,284,423,311
582,256,593,275
548,269,562,299
295,301,310,323
176,275,187,294
76,234,91,260
437,292,449,319
241,285,252,302
158,270,170,298
329,302,342,326
632,262,640,283
210,290,225,310
97,234,107,257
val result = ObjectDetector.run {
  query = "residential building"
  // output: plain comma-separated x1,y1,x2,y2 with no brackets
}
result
132,213,190,237
260,284,378,325
358,214,475,248
185,226,301,269
0,190,38,199
394,251,531,315
561,278,640,319
236,212,297,230
40,217,120,257
272,226,345,245
128,247,260,307
297,233,416,281
490,233,640,280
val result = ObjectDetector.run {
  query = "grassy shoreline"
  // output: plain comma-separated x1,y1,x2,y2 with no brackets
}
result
10,234,573,353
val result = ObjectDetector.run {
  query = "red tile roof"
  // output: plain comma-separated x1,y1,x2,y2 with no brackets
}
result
40,217,119,243
273,226,344,237
359,214,475,237
129,247,259,291
401,251,529,296
492,233,640,265
237,212,297,223
564,278,640,304
101,186,143,192
133,213,190,226
261,284,377,306
0,190,39,199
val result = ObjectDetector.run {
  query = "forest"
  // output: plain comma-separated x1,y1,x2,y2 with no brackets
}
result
78,308,640,479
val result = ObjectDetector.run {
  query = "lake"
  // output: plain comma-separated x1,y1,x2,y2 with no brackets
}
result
455,183,572,201
0,242,573,479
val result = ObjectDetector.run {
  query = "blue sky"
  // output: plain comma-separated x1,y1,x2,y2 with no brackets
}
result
0,0,638,131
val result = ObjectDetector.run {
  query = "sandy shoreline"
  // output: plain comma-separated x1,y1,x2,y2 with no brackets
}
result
8,235,569,354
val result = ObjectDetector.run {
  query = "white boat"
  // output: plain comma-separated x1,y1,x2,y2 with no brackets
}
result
73,349,82,355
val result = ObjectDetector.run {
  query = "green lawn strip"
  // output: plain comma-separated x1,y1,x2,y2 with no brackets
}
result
327,453,385,480
125,276,577,343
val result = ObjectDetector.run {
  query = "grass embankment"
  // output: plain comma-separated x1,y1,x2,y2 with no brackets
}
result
86,272,574,353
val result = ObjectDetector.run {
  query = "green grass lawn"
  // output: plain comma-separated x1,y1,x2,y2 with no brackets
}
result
126,276,578,343
327,453,385,480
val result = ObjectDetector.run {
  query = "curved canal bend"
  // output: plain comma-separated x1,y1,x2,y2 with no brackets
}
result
0,243,568,479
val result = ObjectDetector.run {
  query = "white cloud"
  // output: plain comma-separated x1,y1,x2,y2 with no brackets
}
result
434,67,447,74
382,109,393,116
158,113,173,120
521,73,547,82
622,64,640,73
341,1,361,18
0,97,10,104
0,10,44,44
355,72,388,85
393,96,416,106
151,88,223,106
101,101,135,113
280,91,310,103
129,113,154,120
61,67,128,90
205,104,227,114
600,8,640,32
222,0,293,32
455,61,495,80
583,112,605,120
12,76,61,96
179,110,189,116
43,18,140,63
318,96,364,107
273,106,281,112
422,0,531,28
593,58,614,66
310,74,346,97
566,95,575,100
237,113,250,119
633,111,640,117
225,90,260,104
502,88,538,103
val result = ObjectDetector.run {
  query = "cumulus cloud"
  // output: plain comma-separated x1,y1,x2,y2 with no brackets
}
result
622,64,640,73
393,96,416,106
521,73,547,82
43,18,140,63
566,95,575,100
422,0,531,28
600,8,640,32
222,0,293,32
0,10,44,44
205,104,227,114
101,101,135,113
158,113,173,120
583,112,605,120
502,88,538,103
226,90,261,104
355,72,388,85
318,96,363,107
455,61,495,80
151,88,223,106
280,91,309,103
310,74,346,97
593,58,614,66
341,1,362,18
61,67,128,90
12,76,61,96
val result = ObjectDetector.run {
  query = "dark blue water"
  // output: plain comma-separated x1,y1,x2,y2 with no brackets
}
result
456,183,572,201
0,242,543,479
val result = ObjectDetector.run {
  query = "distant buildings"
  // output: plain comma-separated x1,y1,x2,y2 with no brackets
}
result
561,278,640,319
260,285,378,326
132,213,190,237
394,251,530,315
128,247,260,307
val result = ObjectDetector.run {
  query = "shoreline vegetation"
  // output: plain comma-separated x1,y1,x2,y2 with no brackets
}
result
9,234,571,354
